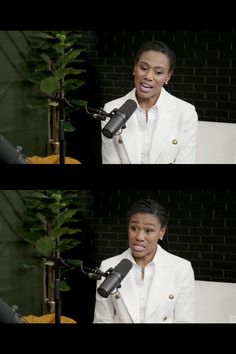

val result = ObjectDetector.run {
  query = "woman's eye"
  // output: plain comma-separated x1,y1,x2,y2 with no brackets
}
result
145,229,152,234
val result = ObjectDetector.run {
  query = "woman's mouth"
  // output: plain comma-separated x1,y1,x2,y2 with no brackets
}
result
133,244,145,252
139,82,153,93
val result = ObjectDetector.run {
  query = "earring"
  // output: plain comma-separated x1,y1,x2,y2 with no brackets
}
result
165,81,168,85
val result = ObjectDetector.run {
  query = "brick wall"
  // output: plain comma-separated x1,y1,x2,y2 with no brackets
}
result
82,189,236,283
83,30,236,123
67,30,236,164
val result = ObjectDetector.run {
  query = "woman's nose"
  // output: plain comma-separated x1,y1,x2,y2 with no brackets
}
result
136,230,145,241
144,69,154,80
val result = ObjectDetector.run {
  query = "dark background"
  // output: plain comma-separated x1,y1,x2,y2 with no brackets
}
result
56,187,236,323
0,5,235,346
65,29,236,164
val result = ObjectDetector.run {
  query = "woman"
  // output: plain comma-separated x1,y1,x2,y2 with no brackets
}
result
101,41,198,164
93,199,196,323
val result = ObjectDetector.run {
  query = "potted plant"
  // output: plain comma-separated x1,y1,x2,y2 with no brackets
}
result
26,31,88,161
20,190,83,318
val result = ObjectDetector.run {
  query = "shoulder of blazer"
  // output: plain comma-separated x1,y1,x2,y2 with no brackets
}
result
163,88,195,110
157,245,192,268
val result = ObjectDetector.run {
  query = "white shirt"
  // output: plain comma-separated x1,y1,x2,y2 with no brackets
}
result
132,256,155,322
136,91,164,164
136,106,158,164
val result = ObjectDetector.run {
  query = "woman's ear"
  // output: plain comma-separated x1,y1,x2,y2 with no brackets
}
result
167,71,173,82
160,226,167,240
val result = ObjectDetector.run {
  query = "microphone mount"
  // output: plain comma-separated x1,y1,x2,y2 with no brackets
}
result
81,263,124,296
80,262,113,280
62,259,112,280
85,104,127,136
85,104,118,121
47,96,117,123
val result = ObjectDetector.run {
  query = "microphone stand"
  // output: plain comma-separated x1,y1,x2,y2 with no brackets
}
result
54,245,61,324
59,106,65,165
55,98,111,165
58,94,66,165
58,99,109,164
50,94,72,165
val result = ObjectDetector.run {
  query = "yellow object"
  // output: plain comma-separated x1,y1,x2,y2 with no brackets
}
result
23,313,77,323
26,154,80,164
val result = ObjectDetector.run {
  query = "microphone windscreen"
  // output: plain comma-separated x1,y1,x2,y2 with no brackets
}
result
113,258,133,280
97,258,133,298
102,99,137,139
118,99,137,121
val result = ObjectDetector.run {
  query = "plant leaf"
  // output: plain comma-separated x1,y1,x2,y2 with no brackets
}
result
36,236,55,256
40,77,60,96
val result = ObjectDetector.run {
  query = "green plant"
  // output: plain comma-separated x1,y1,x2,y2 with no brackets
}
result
21,190,83,313
26,31,87,155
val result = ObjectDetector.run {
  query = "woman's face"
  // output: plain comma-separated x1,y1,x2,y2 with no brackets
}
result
128,212,166,263
134,50,172,102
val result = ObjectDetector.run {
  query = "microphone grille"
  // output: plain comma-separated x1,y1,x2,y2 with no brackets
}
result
118,99,137,120
113,258,133,279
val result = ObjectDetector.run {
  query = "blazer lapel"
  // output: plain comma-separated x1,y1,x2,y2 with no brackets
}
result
119,270,140,323
111,88,141,164
120,89,180,164
120,115,141,164
145,264,170,321
145,246,172,321
149,90,179,163
112,249,140,323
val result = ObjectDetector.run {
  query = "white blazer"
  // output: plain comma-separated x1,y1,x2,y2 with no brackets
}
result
93,246,196,323
101,88,198,164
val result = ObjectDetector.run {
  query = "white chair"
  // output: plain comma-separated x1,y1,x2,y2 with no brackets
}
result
196,121,236,164
195,280,236,323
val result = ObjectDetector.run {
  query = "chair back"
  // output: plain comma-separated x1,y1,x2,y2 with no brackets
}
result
195,280,236,323
196,121,236,164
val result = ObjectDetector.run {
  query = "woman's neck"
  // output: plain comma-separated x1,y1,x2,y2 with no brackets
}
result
136,93,160,113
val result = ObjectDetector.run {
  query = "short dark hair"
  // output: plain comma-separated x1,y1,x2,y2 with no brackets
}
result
135,41,176,73
127,199,169,228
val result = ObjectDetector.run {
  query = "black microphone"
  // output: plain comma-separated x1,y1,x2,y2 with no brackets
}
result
0,298,24,323
97,258,133,298
102,99,137,139
0,135,27,164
